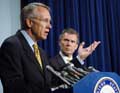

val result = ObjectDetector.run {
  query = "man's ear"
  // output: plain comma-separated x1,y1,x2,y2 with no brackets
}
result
25,18,33,28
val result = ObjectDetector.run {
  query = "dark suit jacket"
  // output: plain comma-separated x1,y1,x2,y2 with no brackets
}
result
0,31,52,93
50,54,85,71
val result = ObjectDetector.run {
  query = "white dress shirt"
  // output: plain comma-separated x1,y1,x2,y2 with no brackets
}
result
59,51,85,65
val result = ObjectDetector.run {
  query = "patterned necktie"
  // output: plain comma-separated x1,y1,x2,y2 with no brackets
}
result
33,43,43,69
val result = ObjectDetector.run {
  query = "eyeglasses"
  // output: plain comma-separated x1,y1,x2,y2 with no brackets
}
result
31,17,52,24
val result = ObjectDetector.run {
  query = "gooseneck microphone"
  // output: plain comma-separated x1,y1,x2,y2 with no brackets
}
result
46,65,71,86
63,65,83,79
61,70,78,84
65,63,88,76
88,66,100,72
72,66,89,75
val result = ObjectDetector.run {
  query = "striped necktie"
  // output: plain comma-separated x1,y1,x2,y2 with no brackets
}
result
33,43,43,69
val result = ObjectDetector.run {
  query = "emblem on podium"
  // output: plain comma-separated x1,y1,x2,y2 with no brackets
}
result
94,77,120,93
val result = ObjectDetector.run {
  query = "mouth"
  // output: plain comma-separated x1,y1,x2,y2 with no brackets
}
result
44,31,49,36
45,31,49,34
65,48,71,52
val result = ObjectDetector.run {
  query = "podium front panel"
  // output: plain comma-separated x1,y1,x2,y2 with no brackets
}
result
73,72,120,93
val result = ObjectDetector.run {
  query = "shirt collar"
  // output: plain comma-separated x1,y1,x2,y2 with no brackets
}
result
59,51,73,64
21,30,35,51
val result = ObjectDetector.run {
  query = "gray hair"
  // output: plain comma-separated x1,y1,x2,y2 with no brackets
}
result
59,28,79,44
21,2,50,29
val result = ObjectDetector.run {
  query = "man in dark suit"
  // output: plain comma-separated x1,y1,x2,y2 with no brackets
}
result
50,28,100,93
50,28,100,72
0,2,55,93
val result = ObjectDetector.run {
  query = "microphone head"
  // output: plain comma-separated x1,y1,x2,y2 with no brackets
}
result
68,63,74,67
46,65,72,86
61,70,69,77
88,66,99,72
59,63,70,71
46,65,52,70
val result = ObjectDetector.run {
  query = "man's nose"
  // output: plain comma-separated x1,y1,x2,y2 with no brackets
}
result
67,41,72,45
47,22,52,29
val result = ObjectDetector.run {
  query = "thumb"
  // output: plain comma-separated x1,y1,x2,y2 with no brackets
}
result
79,42,85,49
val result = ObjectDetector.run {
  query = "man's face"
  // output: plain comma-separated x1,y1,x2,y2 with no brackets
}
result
28,6,52,41
59,33,78,56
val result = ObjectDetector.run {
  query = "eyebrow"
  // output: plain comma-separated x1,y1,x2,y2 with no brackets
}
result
63,38,76,43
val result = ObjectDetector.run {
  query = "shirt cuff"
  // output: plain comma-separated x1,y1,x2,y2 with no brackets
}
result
76,55,85,65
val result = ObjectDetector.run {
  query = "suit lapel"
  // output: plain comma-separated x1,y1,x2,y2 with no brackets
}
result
57,54,66,67
16,31,43,73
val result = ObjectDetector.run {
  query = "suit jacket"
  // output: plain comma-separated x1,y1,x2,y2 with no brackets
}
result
50,54,86,71
0,31,52,93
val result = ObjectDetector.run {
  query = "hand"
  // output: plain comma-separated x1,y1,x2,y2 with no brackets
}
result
78,41,101,60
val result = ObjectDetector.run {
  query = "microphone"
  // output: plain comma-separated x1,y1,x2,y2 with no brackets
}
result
61,71,78,83
72,66,89,75
63,64,83,79
46,65,71,86
66,63,85,77
66,63,88,76
88,66,100,72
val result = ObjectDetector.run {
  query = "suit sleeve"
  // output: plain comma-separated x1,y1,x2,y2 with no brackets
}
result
0,41,30,93
71,57,86,68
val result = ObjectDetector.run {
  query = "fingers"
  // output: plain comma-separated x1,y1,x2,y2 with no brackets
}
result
78,42,85,54
79,42,85,49
86,41,100,53
78,41,100,52
78,41,101,60
92,41,101,50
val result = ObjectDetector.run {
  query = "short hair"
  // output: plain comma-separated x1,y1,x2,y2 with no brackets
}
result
20,2,50,29
59,28,79,44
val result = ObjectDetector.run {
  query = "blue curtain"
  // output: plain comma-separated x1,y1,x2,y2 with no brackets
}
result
21,0,120,75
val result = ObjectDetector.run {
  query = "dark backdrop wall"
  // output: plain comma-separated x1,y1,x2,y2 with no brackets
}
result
21,0,120,75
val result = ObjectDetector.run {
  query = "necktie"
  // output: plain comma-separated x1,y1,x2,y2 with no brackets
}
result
66,58,72,63
33,43,43,69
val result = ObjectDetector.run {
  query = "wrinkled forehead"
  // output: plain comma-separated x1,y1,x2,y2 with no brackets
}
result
33,6,51,19
62,33,78,40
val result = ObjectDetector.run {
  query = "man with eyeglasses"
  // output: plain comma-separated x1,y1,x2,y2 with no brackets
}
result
0,2,100,93
0,2,53,93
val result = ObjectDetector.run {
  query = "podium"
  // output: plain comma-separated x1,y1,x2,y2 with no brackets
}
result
73,72,120,93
